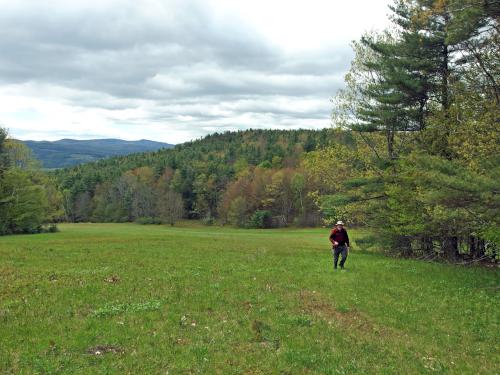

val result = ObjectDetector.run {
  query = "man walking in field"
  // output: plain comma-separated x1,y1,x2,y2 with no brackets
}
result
329,220,350,270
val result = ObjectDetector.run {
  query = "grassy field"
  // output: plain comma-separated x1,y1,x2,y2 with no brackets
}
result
0,223,498,374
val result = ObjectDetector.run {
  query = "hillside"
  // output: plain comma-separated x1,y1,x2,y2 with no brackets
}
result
22,138,174,168
53,128,350,225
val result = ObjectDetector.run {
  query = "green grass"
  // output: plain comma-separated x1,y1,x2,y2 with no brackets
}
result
0,223,498,374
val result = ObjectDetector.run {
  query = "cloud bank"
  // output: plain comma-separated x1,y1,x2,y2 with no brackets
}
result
0,0,391,143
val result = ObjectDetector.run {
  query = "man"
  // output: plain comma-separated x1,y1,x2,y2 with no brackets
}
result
329,220,350,270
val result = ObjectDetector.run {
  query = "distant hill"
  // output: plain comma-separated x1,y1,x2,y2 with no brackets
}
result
22,138,174,168
52,128,344,223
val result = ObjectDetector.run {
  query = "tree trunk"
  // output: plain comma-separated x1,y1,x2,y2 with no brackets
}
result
387,129,395,160
469,236,478,259
441,8,450,113
422,236,433,256
397,236,412,257
443,236,459,261
441,43,449,112
477,239,486,258
418,99,426,131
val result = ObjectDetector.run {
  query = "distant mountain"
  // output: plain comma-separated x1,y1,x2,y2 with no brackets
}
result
22,138,174,168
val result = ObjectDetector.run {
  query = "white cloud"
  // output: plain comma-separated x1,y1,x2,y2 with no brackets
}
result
0,0,392,143
215,0,391,51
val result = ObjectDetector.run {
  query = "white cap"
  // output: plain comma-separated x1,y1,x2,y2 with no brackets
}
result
336,221,344,225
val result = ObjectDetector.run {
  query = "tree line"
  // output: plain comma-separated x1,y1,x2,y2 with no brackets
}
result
0,128,62,235
52,129,343,227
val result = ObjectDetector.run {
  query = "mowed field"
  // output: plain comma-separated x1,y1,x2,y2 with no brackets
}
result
0,223,498,374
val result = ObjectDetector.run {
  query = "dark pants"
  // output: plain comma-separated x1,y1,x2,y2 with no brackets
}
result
332,245,348,269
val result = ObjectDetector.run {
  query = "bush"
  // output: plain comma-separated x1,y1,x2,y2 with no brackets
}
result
247,210,272,228
44,223,59,233
135,217,162,225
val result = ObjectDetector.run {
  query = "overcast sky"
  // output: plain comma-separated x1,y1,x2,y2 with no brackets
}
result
1,0,391,144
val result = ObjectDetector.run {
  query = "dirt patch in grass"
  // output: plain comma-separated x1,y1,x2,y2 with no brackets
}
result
86,345,124,355
175,337,191,345
104,275,120,283
0,266,19,280
296,290,428,370
242,301,253,311
298,290,389,336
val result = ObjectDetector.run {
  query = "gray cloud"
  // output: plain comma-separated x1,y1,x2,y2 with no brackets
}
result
0,0,376,143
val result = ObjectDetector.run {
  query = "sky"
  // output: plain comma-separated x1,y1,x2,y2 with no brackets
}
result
0,0,392,144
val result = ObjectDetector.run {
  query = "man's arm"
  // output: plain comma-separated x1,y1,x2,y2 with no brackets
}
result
345,230,350,248
329,229,338,246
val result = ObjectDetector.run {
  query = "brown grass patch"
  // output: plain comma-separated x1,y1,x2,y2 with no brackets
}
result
175,337,191,345
104,275,120,283
242,301,253,311
298,290,389,336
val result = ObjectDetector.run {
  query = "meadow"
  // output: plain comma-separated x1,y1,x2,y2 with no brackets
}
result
0,223,498,374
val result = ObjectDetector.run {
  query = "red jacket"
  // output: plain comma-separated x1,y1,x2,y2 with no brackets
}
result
329,228,349,247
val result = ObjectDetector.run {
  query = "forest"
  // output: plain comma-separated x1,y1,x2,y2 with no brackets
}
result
52,128,340,227
0,0,498,263
0,128,61,235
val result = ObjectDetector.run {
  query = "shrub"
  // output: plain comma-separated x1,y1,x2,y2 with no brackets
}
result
135,217,162,225
44,223,59,233
247,210,272,228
